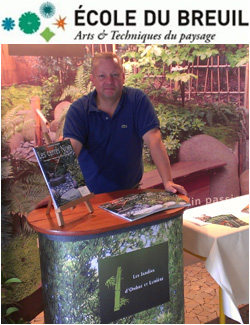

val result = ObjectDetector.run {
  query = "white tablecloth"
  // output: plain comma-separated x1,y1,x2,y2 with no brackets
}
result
183,195,249,324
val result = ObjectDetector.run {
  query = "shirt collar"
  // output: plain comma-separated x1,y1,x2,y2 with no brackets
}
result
88,88,126,114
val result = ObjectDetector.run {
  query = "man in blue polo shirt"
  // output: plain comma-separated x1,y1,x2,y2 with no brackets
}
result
63,52,187,195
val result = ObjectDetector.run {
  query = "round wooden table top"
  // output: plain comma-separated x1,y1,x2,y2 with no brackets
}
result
27,189,189,237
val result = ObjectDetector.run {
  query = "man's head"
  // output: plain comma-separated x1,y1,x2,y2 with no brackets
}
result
91,52,123,74
90,52,124,103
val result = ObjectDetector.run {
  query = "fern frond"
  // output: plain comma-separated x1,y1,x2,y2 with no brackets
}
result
1,105,34,141
1,161,14,180
75,64,91,90
1,105,25,128
60,85,83,101
1,206,13,246
15,118,35,133
7,174,49,216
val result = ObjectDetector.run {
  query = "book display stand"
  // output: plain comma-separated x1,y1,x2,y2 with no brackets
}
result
46,193,95,227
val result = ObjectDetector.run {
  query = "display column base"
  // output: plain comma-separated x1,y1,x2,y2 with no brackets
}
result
38,216,184,324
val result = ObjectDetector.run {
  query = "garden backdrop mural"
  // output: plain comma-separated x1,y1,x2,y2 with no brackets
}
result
1,44,249,322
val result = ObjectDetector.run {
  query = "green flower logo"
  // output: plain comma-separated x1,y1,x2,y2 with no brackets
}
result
19,12,41,34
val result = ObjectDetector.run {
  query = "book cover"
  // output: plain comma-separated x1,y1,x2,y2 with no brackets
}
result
192,213,249,228
99,191,190,221
33,139,90,209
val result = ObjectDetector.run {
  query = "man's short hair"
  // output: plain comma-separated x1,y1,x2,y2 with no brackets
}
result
91,52,123,73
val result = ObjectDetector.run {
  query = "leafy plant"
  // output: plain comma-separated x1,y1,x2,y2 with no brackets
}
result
1,233,41,310
1,156,49,245
6,173,48,217
123,45,168,98
105,276,116,288
193,102,241,127
1,105,34,143
162,136,182,160
220,45,249,67
31,55,81,89
144,102,206,164
1,85,41,117
75,55,92,91
123,44,221,105
143,135,181,165
1,273,22,324
157,105,205,139
161,44,219,65
40,75,61,119
60,54,94,102
165,67,197,107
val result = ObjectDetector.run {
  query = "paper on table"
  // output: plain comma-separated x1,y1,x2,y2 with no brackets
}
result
184,213,249,227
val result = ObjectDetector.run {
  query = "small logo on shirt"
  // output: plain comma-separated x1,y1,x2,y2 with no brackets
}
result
121,124,128,128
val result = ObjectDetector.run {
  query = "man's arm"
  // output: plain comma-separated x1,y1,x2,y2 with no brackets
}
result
143,128,187,195
64,137,83,157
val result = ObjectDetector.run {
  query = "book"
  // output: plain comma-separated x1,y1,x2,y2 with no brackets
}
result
33,139,91,209
99,191,190,221
189,213,249,228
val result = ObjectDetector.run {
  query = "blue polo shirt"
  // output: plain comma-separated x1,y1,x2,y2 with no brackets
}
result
63,86,159,194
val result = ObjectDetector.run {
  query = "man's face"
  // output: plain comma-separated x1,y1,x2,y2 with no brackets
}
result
90,58,124,102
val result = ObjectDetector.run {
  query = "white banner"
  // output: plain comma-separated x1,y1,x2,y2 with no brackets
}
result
0,0,249,44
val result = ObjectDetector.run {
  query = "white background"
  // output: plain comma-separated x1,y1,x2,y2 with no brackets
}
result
0,0,249,44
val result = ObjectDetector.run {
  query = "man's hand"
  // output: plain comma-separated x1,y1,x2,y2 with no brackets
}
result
165,181,188,195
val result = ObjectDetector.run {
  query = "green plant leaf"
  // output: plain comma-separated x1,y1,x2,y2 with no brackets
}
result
4,278,22,284
5,306,19,316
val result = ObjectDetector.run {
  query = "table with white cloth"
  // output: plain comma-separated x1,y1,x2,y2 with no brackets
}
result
183,195,249,324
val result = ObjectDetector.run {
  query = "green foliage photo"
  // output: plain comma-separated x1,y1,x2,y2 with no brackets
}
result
39,217,184,324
